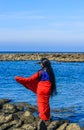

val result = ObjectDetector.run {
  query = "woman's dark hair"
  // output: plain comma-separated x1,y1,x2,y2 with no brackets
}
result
40,58,57,96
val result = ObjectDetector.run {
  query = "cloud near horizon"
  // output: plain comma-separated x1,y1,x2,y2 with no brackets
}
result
0,0,84,51
0,28,83,43
0,10,84,44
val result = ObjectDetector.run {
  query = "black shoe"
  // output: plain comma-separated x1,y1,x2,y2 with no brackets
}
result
38,120,47,130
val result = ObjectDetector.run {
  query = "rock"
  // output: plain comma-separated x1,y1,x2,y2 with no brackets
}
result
14,102,37,113
14,103,24,111
26,104,37,113
13,111,24,119
22,124,35,130
66,123,81,130
13,120,23,128
23,110,31,117
20,110,35,124
8,128,24,130
47,120,64,130
0,99,11,109
0,120,17,130
0,99,82,130
0,114,13,125
81,127,84,130
3,103,18,114
57,122,68,130
4,120,23,130
0,53,84,62
22,115,35,124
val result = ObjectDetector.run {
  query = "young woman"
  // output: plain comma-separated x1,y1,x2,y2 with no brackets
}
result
15,58,56,122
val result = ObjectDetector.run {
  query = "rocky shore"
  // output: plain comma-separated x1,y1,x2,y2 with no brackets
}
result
0,53,84,62
0,99,83,130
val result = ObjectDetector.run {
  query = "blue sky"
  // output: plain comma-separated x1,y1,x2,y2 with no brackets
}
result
0,0,84,52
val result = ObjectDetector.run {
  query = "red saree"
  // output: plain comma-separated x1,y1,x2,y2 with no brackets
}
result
15,72,51,121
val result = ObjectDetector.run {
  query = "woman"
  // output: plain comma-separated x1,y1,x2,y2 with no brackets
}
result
15,58,56,122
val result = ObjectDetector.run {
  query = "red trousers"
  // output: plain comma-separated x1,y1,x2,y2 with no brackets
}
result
15,72,51,121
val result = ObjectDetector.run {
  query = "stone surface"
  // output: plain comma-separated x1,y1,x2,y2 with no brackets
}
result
3,103,18,114
57,122,68,130
47,120,64,130
0,53,84,62
66,123,81,130
0,99,82,130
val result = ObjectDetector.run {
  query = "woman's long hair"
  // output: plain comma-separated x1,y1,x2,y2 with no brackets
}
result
40,58,57,96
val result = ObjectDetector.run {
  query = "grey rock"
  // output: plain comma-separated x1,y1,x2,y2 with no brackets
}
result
57,122,68,130
0,114,13,125
47,120,64,130
0,120,17,130
0,99,11,109
66,123,81,130
0,53,84,62
3,103,18,114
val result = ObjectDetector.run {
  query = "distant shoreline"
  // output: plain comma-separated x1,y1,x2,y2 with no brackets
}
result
0,51,84,54
0,52,84,62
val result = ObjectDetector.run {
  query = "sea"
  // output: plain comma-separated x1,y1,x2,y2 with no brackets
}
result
0,52,84,127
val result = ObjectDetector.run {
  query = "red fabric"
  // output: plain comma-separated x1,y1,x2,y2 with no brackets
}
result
15,72,39,93
37,81,51,120
15,72,51,121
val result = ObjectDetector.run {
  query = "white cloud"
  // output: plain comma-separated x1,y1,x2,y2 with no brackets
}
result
0,11,84,44
0,28,84,43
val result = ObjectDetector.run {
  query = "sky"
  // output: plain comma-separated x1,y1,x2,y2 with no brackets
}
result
0,0,84,52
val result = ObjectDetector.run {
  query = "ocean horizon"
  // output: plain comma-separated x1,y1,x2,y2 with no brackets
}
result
0,51,84,54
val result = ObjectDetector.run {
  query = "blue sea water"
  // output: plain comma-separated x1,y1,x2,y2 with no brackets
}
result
0,60,84,126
